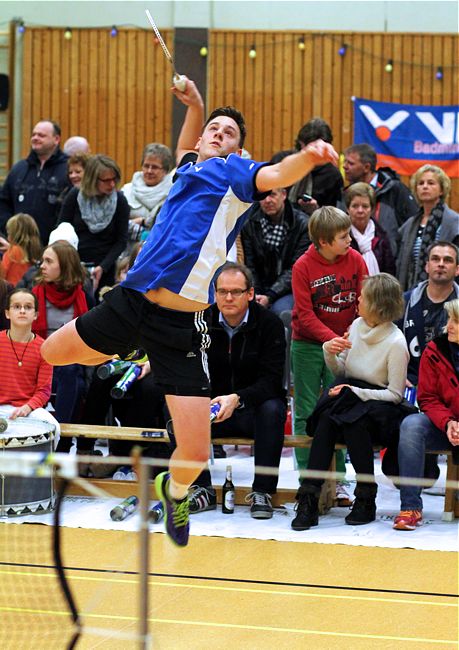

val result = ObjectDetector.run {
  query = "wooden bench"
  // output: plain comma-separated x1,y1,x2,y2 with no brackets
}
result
59,424,459,519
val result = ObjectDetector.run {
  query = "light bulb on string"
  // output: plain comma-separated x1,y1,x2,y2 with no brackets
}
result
249,44,257,59
384,59,393,73
435,66,443,80
298,37,305,51
338,43,347,57
200,46,208,57
110,26,118,37
64,27,72,41
17,20,25,34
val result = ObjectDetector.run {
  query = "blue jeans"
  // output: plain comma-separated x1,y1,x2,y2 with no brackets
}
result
271,294,294,315
398,413,452,510
195,398,286,494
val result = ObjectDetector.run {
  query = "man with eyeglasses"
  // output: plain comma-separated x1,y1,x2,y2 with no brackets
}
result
187,262,287,519
42,77,338,547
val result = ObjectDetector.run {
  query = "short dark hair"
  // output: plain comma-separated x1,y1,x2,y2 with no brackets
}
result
204,107,246,148
214,262,253,290
39,120,61,137
427,240,459,265
344,143,377,172
7,287,38,311
295,118,333,150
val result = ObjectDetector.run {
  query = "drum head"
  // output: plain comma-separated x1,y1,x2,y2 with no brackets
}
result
0,417,55,449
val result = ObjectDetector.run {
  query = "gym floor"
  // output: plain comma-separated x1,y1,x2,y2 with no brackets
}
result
1,525,457,649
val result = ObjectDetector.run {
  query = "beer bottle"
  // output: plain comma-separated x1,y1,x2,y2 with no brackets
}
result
222,465,235,514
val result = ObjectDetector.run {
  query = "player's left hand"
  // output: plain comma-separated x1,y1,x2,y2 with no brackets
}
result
10,404,32,419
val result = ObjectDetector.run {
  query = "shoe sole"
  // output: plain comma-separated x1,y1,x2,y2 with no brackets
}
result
291,521,318,531
154,472,189,547
393,523,420,531
189,504,217,514
345,518,376,525
251,510,273,519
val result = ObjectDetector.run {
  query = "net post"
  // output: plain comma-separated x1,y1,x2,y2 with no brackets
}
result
137,452,151,648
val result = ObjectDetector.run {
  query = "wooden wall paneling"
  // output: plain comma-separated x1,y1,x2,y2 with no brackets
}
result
328,36,349,154
340,34,353,153
50,30,61,123
311,33,323,118
422,35,434,103
21,27,33,153
372,33,384,101
291,33,304,154
411,34,423,105
124,29,137,180
134,32,146,168
392,35,403,104
106,29,119,165
96,31,109,161
60,28,71,136
281,35,294,154
261,31,275,159
432,35,443,105
321,34,333,131
301,31,314,139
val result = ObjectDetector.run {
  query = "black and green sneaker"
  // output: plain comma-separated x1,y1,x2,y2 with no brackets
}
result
155,472,190,547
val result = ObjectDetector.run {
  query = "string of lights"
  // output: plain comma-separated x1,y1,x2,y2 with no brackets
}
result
11,18,456,79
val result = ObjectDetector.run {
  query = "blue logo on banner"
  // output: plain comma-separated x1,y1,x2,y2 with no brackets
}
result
354,98,459,176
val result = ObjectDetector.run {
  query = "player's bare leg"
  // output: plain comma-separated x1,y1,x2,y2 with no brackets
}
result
155,394,210,547
41,319,112,366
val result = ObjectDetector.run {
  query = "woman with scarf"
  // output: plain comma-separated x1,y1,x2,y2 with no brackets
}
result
345,182,395,276
396,164,459,291
32,241,94,451
58,154,129,299
121,143,174,250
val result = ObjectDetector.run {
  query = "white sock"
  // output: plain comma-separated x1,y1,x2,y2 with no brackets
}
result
168,477,189,501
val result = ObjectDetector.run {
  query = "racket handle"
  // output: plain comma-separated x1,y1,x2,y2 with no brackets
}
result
173,74,187,92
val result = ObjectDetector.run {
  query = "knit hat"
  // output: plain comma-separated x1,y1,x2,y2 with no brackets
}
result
48,222,79,249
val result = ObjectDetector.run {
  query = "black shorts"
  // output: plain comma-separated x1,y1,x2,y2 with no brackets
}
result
75,285,211,396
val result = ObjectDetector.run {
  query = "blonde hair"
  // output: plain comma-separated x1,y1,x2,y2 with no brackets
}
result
361,273,405,323
344,182,376,210
6,213,42,263
308,206,351,249
410,164,451,204
444,298,459,322
80,154,121,198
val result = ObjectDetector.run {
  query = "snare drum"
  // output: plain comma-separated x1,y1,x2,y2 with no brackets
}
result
0,417,56,517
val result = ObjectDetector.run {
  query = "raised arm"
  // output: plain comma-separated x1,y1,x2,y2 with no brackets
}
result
172,78,205,164
256,140,339,193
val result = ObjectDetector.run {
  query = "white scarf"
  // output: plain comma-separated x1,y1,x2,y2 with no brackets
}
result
77,190,117,233
123,171,173,211
351,220,380,276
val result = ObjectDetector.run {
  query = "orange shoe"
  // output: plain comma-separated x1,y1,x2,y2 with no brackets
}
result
393,510,422,531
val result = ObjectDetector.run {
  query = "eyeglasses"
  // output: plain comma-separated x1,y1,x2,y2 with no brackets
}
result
142,164,164,172
215,288,248,298
97,176,117,184
9,304,35,311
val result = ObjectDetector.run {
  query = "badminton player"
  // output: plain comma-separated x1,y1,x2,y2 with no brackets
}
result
41,78,338,547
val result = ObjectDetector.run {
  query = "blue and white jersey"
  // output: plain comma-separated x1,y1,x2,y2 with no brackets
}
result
122,153,267,304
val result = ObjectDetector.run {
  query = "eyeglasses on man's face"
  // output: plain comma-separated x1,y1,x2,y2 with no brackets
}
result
215,288,248,298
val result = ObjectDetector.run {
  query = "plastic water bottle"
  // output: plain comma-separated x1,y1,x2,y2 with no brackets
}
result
110,495,139,521
148,501,164,523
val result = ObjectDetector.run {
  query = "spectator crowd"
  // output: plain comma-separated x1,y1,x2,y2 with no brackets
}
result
0,111,457,534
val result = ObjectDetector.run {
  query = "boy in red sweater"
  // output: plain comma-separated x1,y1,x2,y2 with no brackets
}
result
0,288,58,439
291,207,368,488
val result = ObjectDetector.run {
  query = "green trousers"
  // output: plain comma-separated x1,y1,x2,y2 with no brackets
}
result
291,339,346,478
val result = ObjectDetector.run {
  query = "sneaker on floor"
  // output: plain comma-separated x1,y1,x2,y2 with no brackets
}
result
335,482,352,507
245,491,273,519
155,472,190,547
393,510,422,531
112,466,135,480
188,485,217,513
